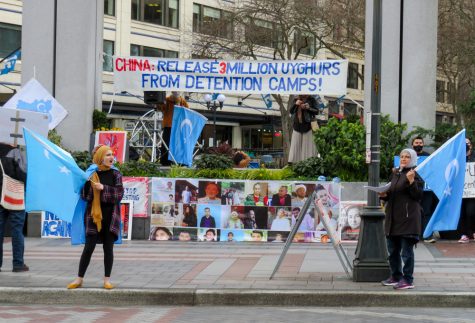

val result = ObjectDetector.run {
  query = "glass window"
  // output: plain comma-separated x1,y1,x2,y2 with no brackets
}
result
131,0,179,28
0,23,21,58
295,30,315,56
361,65,364,90
447,82,455,105
193,4,232,39
130,44,178,58
343,103,357,116
104,0,115,16
436,80,445,103
347,62,359,89
103,40,114,72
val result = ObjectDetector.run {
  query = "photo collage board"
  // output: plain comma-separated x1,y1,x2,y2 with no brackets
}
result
150,178,341,243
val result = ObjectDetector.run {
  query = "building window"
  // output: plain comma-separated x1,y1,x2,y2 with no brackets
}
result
436,80,445,103
245,18,280,49
0,23,21,58
361,65,364,90
447,82,455,105
328,100,340,115
130,44,178,58
103,40,114,72
131,0,179,29
347,62,359,89
193,3,232,39
104,0,115,16
294,30,316,56
343,103,357,116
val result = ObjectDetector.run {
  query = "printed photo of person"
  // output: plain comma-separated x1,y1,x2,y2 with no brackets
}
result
224,210,244,229
197,181,222,204
291,183,313,208
268,231,289,243
172,228,197,241
198,228,219,242
243,206,268,230
178,204,197,227
244,230,267,242
149,226,172,241
339,201,365,242
290,207,315,232
197,204,222,228
152,178,175,203
220,229,245,242
175,179,199,204
244,182,269,206
269,207,292,231
268,182,292,207
150,202,176,227
220,181,245,205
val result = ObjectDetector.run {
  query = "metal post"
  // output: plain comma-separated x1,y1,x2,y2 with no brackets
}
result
213,106,217,147
352,0,390,282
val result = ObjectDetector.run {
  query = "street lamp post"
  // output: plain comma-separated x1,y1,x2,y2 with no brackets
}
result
204,94,226,147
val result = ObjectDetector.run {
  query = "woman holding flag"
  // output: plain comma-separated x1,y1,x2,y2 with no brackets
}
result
67,145,124,290
379,148,423,290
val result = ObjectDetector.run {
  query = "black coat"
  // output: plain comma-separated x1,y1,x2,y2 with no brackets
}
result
382,167,423,237
290,96,318,133
270,194,292,206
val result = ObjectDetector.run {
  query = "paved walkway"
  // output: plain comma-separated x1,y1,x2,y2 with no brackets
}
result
1,238,475,306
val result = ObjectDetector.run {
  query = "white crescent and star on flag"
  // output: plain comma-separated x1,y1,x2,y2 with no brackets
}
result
180,118,193,143
443,159,459,196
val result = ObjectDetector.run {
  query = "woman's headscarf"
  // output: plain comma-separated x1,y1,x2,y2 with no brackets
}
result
400,148,418,169
90,145,113,232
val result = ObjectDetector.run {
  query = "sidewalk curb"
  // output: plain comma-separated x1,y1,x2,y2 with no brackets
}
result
1,288,475,307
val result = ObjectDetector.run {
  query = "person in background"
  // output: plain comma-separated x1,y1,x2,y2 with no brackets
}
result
181,185,192,204
458,138,475,243
270,208,291,231
203,229,217,242
199,207,216,228
233,151,251,168
227,231,235,242
412,137,438,243
379,148,423,290
251,230,264,242
288,94,318,164
159,91,189,166
0,142,28,272
181,205,197,227
197,182,221,204
67,145,124,290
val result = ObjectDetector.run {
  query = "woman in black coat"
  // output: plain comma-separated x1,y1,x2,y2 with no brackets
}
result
379,148,423,290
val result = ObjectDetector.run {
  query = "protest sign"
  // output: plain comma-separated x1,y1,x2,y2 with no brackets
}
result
114,57,348,95
41,211,71,238
122,177,149,217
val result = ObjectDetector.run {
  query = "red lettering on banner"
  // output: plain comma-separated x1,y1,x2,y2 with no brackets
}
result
219,61,226,74
115,58,152,72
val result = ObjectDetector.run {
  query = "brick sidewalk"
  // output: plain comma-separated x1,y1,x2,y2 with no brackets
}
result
1,238,475,293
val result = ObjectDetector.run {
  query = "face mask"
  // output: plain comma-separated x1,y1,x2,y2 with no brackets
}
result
413,145,423,153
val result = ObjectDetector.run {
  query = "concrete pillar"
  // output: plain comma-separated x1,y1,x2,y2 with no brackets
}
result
364,0,438,131
21,0,104,151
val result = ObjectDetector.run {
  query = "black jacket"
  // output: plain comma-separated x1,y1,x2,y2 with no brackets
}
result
270,194,292,206
0,143,27,197
290,96,318,133
382,167,423,237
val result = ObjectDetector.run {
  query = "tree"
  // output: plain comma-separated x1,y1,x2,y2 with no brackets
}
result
437,0,475,126
192,0,365,161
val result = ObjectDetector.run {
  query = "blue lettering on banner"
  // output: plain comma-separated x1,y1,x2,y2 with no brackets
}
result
42,212,72,238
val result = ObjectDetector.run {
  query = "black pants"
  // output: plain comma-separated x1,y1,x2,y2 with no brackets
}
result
160,127,172,166
420,191,438,237
459,198,475,237
78,229,115,278
387,236,417,284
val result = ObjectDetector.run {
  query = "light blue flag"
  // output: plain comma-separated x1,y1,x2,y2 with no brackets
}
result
415,129,466,238
261,94,272,109
169,106,207,167
23,127,88,224
0,49,20,76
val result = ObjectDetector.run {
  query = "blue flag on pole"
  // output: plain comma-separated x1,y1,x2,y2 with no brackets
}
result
23,128,88,244
261,94,272,109
416,129,466,238
0,50,20,75
169,107,207,167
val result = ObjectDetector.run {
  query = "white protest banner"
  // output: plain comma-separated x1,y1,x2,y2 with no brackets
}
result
114,57,348,95
41,211,71,238
0,108,49,146
464,162,475,198
122,177,149,217
3,78,68,130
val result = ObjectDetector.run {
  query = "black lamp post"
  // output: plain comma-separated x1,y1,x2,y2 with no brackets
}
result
352,0,390,282
204,94,226,147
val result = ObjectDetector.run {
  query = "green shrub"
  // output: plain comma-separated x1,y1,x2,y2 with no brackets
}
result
117,160,165,177
193,153,233,170
291,156,325,180
71,151,92,171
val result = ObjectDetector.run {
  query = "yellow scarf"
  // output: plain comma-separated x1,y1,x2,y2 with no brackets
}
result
90,145,112,232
